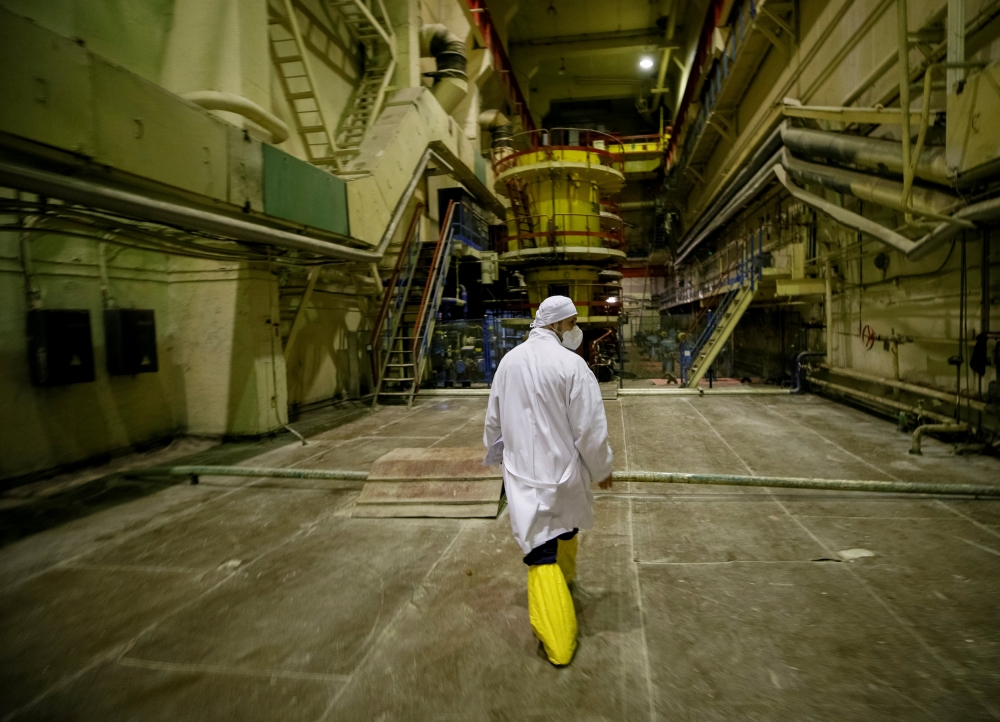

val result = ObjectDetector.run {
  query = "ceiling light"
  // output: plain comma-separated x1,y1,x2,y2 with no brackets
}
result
606,296,618,304
558,58,566,75
546,2,557,17
639,56,654,70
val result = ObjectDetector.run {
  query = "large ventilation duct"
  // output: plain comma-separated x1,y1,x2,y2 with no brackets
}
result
781,126,950,187
478,109,512,149
421,24,468,114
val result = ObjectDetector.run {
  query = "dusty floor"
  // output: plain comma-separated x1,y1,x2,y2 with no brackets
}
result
1,394,999,721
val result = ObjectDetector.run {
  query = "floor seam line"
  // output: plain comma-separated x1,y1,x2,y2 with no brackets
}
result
315,521,467,721
770,494,1000,720
753,399,903,481
2,505,340,721
115,657,352,683
935,499,1000,540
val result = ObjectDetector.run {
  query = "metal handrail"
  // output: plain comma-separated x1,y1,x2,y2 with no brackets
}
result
412,201,457,372
369,202,424,382
493,128,626,175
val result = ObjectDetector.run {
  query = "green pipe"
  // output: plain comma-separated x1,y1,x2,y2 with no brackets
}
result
615,471,1000,497
143,465,1000,497
146,466,369,483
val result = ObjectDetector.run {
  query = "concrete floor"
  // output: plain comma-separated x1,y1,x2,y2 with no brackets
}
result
2,394,1000,721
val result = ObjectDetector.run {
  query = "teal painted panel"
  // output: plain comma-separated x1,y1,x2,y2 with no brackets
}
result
262,144,349,236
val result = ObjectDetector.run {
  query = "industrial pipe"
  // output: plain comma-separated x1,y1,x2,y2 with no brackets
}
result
478,110,512,149
782,151,962,218
0,159,383,262
781,126,950,186
619,201,657,211
421,24,468,114
144,465,369,483
792,351,826,393
909,422,969,454
139,464,1000,497
182,91,290,144
806,375,958,424
615,470,999,496
773,165,1000,260
675,124,785,264
822,364,988,412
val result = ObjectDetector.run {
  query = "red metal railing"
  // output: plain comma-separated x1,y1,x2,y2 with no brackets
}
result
666,0,726,165
492,128,626,176
500,212,624,253
411,200,456,355
464,0,536,132
368,201,424,382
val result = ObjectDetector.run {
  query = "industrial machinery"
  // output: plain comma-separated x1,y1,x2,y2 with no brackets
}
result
491,128,626,372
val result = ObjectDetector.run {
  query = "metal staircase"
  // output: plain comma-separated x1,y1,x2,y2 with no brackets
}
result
684,280,758,388
328,0,396,165
683,238,764,388
371,201,457,406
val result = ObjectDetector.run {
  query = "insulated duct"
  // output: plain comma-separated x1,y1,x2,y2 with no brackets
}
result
781,126,950,186
478,109,513,149
181,91,290,144
781,150,962,217
421,24,468,114
674,123,786,264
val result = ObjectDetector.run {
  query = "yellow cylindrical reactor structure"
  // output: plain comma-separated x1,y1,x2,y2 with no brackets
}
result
493,129,625,327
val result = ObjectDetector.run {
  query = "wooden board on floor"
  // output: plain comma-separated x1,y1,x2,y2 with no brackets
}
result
352,447,503,518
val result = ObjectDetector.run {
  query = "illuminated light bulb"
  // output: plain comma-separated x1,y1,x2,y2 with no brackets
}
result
639,56,654,70
606,296,618,304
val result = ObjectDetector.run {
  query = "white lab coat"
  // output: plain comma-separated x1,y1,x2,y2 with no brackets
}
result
484,328,614,554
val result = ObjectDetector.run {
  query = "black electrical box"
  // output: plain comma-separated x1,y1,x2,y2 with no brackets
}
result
27,309,96,386
104,308,159,375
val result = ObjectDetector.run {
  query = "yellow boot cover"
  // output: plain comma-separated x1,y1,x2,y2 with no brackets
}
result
527,563,577,665
556,535,578,583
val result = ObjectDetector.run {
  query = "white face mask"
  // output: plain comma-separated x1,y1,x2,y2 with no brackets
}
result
560,325,583,351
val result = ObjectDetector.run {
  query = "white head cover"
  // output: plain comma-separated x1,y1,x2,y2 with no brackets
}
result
530,295,578,328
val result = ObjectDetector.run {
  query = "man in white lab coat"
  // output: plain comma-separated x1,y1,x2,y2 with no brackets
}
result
484,295,613,665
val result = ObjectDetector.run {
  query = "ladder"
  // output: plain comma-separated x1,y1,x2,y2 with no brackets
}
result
269,0,341,172
335,64,394,164
505,178,535,247
372,202,456,406
327,0,396,165
685,280,757,388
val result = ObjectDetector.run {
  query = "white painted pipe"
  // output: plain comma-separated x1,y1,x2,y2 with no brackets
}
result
182,91,290,144
142,465,1000,497
823,365,988,412
0,159,380,261
910,422,968,454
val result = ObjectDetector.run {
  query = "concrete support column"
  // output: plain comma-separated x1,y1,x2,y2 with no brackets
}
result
385,0,421,90
947,0,965,94
161,0,270,131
